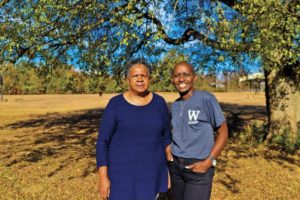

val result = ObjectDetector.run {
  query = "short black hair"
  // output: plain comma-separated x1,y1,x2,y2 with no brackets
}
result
173,61,195,75
125,58,151,77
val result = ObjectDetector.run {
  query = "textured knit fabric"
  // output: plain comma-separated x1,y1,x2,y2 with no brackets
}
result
96,93,171,200
171,91,225,159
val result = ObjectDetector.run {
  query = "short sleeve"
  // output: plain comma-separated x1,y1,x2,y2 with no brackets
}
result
206,94,225,129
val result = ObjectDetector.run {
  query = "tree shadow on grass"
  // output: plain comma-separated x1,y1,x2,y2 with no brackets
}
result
1,108,103,178
221,105,300,169
220,103,267,135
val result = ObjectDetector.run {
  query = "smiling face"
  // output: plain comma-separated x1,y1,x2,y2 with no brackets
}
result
127,64,150,95
172,63,197,99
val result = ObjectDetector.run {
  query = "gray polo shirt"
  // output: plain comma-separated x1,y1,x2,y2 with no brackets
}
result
171,91,225,159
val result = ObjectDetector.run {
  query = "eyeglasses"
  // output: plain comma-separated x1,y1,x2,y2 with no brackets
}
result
172,73,193,79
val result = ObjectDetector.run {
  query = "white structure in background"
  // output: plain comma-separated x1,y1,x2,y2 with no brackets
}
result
239,72,265,92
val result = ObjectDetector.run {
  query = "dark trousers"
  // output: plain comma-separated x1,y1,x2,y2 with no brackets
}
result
169,156,214,200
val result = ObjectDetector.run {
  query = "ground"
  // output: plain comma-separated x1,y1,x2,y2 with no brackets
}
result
0,93,299,200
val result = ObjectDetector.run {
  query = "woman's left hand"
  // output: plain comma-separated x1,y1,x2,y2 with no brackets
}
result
185,159,212,173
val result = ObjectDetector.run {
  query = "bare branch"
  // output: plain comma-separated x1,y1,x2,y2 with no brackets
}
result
0,0,11,8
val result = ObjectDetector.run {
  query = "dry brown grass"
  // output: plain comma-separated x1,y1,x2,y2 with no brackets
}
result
0,92,299,200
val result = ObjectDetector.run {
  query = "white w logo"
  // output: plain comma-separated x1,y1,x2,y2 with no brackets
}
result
188,110,200,122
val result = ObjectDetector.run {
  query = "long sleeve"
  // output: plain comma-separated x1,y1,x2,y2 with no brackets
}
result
96,100,117,168
162,99,172,147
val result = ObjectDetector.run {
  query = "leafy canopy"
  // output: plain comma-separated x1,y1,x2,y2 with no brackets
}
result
1,0,299,76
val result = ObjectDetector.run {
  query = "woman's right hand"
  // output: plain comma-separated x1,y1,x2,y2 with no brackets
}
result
99,176,110,199
99,166,110,200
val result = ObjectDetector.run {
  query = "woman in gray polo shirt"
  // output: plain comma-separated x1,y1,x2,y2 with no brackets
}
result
166,61,228,200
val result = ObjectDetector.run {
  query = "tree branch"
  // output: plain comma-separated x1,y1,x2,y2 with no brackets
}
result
218,0,235,8
135,4,253,52
0,0,11,8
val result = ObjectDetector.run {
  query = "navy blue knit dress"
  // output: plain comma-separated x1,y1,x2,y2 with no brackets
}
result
96,93,171,200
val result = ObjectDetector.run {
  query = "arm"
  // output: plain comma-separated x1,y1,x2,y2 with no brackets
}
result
165,144,173,161
99,166,110,199
163,99,173,161
162,99,173,188
96,100,117,199
186,121,228,172
209,121,228,159
165,144,173,188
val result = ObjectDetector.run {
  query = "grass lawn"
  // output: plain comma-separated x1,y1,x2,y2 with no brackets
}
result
0,92,299,199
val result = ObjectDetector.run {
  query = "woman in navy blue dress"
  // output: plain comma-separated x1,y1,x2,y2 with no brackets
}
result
96,59,171,200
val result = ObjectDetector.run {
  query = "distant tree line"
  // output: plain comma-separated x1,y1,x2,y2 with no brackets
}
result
0,61,125,94
1,54,247,95
0,61,178,94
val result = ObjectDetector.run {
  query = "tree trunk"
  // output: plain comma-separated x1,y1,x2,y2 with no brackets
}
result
0,73,4,101
264,63,300,149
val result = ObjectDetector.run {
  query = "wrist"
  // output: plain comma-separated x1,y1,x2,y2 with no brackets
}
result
207,154,217,167
99,166,109,179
